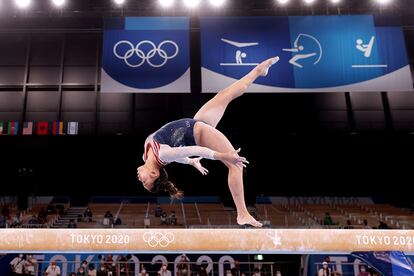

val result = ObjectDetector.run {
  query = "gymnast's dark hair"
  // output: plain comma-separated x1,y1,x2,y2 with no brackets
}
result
150,167,184,199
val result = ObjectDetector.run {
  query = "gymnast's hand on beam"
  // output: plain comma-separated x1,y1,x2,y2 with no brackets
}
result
189,157,209,175
216,148,249,169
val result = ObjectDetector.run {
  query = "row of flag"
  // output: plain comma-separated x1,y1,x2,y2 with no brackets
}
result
0,122,79,135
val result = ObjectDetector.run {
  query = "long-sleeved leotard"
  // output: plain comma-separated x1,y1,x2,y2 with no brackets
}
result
143,119,215,166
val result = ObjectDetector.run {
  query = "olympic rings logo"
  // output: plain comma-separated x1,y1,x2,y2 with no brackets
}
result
113,40,179,68
142,231,175,247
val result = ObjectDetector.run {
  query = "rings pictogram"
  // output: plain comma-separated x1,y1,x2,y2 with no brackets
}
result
113,40,179,68
142,231,175,247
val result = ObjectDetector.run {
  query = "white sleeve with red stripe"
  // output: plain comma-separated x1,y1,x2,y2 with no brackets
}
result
158,144,215,164
143,135,153,162
173,157,192,165
143,137,168,166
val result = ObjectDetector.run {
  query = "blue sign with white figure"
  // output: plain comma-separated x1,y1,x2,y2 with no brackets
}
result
102,17,190,93
200,16,412,92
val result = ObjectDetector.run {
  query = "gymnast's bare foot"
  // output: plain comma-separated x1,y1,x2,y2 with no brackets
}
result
237,214,263,228
256,56,280,77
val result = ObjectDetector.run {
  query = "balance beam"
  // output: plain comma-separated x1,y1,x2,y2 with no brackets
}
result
1,229,414,253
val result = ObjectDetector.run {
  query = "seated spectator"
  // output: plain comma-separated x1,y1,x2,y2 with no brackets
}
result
24,255,37,276
77,267,86,276
378,221,390,229
378,221,391,229
38,208,48,224
68,219,77,228
230,260,240,276
28,215,38,225
155,204,163,217
117,255,129,275
10,254,25,275
169,211,177,226
103,211,113,226
318,262,331,276
198,266,208,276
144,217,150,228
84,208,93,222
77,260,88,276
160,212,168,225
357,265,369,276
97,265,106,276
363,219,371,229
344,220,354,229
88,263,97,276
10,213,22,227
159,263,172,276
44,261,61,276
323,212,333,226
114,217,122,226
104,254,115,271
319,260,343,276
176,254,190,276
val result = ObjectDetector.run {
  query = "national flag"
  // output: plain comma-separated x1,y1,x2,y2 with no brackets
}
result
13,122,19,135
52,122,59,135
67,122,78,135
23,122,33,135
37,122,49,135
52,121,64,135
59,121,64,135
7,122,19,135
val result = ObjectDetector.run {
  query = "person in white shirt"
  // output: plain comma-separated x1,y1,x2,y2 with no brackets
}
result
10,254,25,275
45,261,61,276
318,262,331,276
24,255,37,275
88,263,97,276
158,263,172,276
137,56,280,227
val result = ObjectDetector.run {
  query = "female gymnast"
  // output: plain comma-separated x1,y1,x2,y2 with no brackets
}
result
137,56,279,227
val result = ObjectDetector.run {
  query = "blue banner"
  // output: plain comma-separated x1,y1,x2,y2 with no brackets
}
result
352,251,414,276
102,17,190,93
200,16,412,92
306,253,414,276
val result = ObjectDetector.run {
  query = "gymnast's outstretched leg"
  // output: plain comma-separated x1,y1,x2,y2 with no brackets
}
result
194,56,278,128
193,57,279,227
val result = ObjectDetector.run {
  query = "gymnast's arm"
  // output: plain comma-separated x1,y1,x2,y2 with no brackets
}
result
159,145,248,166
159,145,216,164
